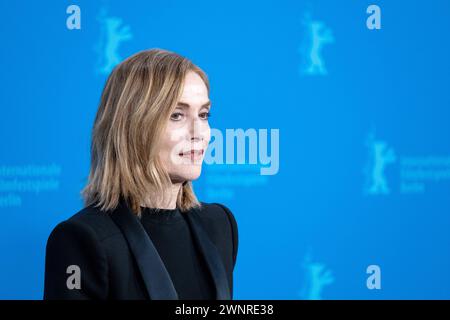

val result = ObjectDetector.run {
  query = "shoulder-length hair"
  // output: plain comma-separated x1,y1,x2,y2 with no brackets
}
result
81,48,209,216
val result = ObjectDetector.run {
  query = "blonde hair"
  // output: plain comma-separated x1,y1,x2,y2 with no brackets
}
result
81,48,210,216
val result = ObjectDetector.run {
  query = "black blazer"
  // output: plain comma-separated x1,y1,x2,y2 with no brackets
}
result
43,199,238,300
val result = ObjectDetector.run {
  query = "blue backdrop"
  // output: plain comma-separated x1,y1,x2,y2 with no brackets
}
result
1,0,449,299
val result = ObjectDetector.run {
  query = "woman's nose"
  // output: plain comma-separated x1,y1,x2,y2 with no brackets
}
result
189,118,208,142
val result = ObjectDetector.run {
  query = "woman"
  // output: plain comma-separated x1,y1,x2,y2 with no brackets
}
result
43,49,238,300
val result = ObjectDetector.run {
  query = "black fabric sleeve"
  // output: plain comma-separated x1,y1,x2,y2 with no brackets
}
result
215,203,238,270
43,219,109,300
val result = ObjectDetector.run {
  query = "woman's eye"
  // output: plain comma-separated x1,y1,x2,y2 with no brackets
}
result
200,112,211,120
170,112,184,121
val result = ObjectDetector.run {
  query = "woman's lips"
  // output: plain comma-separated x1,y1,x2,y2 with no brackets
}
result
178,149,204,162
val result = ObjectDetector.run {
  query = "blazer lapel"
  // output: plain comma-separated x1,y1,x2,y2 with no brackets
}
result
109,199,178,300
183,207,231,300
109,199,231,300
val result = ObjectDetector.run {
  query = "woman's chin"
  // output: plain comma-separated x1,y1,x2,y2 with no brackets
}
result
171,169,202,184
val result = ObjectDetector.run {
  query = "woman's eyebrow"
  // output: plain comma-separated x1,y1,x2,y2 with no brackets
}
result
176,101,211,109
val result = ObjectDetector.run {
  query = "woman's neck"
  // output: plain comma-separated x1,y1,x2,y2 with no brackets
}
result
141,182,183,209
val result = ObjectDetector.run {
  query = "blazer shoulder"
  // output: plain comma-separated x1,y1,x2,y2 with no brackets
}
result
44,206,111,299
198,202,234,221
52,205,122,242
198,202,238,267
196,202,236,230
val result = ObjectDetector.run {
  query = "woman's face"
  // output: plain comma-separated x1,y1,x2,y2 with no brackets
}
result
159,71,211,184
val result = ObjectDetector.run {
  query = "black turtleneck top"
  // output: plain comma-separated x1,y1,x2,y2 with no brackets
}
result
139,207,216,300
